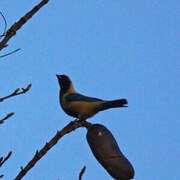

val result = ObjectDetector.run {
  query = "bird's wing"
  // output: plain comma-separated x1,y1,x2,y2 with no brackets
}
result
65,93,103,102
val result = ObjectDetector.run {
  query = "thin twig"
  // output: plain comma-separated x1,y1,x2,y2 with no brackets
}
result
0,151,12,167
14,120,92,180
79,166,86,180
0,112,14,124
0,152,12,178
0,84,32,102
0,0,49,51
0,11,7,38
0,48,20,58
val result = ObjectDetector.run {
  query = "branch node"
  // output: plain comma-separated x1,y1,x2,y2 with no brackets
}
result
14,88,20,93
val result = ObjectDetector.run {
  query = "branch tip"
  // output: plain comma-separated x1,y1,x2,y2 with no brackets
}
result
0,84,32,102
0,151,12,167
0,112,15,124
79,166,86,180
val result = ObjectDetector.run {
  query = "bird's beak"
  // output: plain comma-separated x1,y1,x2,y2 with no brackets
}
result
56,74,62,87
56,74,61,79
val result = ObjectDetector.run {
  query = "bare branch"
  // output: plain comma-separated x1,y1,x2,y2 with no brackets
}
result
14,120,92,180
0,0,49,51
79,166,86,180
0,152,12,178
0,12,7,38
0,151,12,167
0,48,20,58
0,112,14,124
0,84,32,102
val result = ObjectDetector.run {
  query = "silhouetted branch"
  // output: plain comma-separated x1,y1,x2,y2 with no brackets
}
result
0,151,12,167
0,12,7,38
0,0,49,51
14,120,92,180
0,12,20,58
0,48,20,58
79,166,86,180
0,84,32,102
0,152,12,178
0,112,14,124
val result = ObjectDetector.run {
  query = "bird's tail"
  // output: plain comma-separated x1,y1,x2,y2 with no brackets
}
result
96,99,128,112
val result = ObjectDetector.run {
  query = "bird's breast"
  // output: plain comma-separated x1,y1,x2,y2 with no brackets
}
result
61,96,102,118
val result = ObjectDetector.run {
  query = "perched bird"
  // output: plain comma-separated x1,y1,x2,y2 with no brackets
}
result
56,74,128,121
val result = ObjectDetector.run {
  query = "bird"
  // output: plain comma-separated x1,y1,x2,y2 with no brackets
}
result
56,74,128,121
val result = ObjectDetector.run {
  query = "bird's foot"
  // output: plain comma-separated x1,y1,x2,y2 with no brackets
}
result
74,118,79,122
74,118,86,123
77,114,87,122
72,118,86,130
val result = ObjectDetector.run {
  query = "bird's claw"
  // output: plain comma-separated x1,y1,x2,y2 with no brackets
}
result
74,118,86,123
74,118,79,122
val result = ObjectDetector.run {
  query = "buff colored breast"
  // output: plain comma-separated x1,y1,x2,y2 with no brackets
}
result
61,95,102,119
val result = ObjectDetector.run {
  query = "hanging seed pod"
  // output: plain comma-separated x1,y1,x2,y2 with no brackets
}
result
86,124,134,180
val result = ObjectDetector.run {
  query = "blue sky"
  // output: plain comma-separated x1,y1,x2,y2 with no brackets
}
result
0,0,179,179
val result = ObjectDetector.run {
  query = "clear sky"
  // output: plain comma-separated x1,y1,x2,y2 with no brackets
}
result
0,0,179,179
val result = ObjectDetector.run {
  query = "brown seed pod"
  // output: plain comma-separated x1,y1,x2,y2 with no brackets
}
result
86,124,134,180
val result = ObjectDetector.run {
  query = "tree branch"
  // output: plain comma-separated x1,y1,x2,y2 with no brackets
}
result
0,48,20,58
79,166,86,180
0,112,14,124
0,151,12,167
0,12,7,38
0,84,32,102
14,120,92,180
0,0,49,51
0,152,12,178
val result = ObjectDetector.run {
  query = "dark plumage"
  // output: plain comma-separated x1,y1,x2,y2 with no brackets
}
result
56,74,128,120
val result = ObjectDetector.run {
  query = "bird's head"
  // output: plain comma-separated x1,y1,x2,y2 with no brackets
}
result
56,74,73,92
